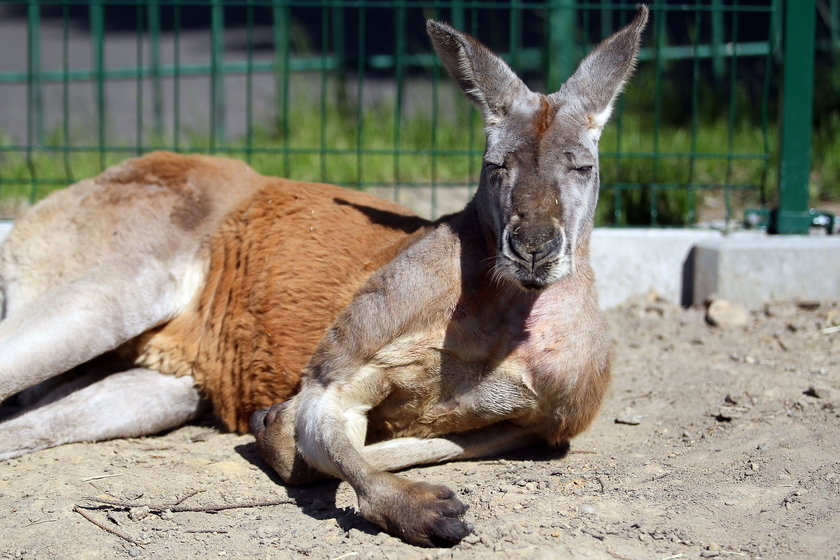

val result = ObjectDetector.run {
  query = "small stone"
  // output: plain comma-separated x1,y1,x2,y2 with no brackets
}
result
128,506,150,522
346,528,365,540
127,547,143,558
706,299,750,328
615,413,643,425
579,504,596,514
462,533,480,545
159,508,174,521
797,300,821,310
700,552,720,558
744,355,756,364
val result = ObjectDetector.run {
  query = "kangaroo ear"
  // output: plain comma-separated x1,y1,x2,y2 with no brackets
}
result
549,5,649,139
427,20,531,126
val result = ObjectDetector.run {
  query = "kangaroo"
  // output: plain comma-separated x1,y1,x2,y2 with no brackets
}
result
0,7,648,548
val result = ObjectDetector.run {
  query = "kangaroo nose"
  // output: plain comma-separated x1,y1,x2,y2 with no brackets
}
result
508,226,562,264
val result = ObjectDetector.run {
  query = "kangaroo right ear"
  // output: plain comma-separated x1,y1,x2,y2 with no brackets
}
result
549,5,649,140
426,20,531,126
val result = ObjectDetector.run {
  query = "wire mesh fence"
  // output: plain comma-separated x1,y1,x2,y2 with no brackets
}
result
0,0,814,228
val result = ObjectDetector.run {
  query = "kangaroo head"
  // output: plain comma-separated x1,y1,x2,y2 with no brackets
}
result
427,6,648,291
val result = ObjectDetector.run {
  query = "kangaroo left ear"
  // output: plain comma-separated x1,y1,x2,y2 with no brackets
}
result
427,20,532,126
548,5,649,140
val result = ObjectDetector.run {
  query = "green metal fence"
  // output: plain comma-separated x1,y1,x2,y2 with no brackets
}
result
0,0,820,231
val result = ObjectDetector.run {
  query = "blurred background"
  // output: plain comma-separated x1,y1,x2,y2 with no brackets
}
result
0,0,836,231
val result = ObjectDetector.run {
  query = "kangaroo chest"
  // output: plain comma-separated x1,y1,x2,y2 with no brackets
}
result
363,285,604,443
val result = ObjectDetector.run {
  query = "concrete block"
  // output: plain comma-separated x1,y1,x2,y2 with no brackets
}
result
590,228,721,309
692,234,840,309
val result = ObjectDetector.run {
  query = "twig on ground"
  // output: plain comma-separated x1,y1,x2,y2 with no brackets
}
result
330,553,359,560
72,506,145,547
173,490,203,506
80,496,294,514
79,473,125,482
24,516,57,527
820,324,840,334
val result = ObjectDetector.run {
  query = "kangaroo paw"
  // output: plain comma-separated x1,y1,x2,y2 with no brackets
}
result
359,474,472,547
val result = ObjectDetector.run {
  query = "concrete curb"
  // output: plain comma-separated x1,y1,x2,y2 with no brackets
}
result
591,229,840,309
590,229,721,309
691,234,840,309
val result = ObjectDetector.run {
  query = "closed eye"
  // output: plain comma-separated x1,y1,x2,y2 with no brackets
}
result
573,165,593,174
485,161,506,172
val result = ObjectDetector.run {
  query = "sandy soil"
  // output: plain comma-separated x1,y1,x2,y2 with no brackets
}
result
1,297,838,560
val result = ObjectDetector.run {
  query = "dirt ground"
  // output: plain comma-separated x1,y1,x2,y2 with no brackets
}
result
1,297,838,560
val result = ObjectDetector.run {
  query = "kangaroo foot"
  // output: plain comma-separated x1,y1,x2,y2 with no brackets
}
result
358,473,472,547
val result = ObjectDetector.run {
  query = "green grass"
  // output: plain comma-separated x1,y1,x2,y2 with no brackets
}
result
0,86,827,226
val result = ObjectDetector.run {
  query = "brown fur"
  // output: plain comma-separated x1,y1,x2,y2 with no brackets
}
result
136,179,428,432
533,95,559,138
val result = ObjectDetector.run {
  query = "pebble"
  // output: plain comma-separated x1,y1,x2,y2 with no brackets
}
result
346,528,365,540
615,414,643,426
462,533,481,545
797,300,821,310
706,299,750,328
159,509,174,521
129,506,150,522
579,504,596,514
715,407,743,422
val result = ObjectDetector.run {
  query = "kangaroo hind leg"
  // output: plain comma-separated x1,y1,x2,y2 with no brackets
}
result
0,256,197,403
0,368,204,461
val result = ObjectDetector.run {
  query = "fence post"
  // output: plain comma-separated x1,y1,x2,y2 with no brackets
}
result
773,0,815,234
546,0,576,92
